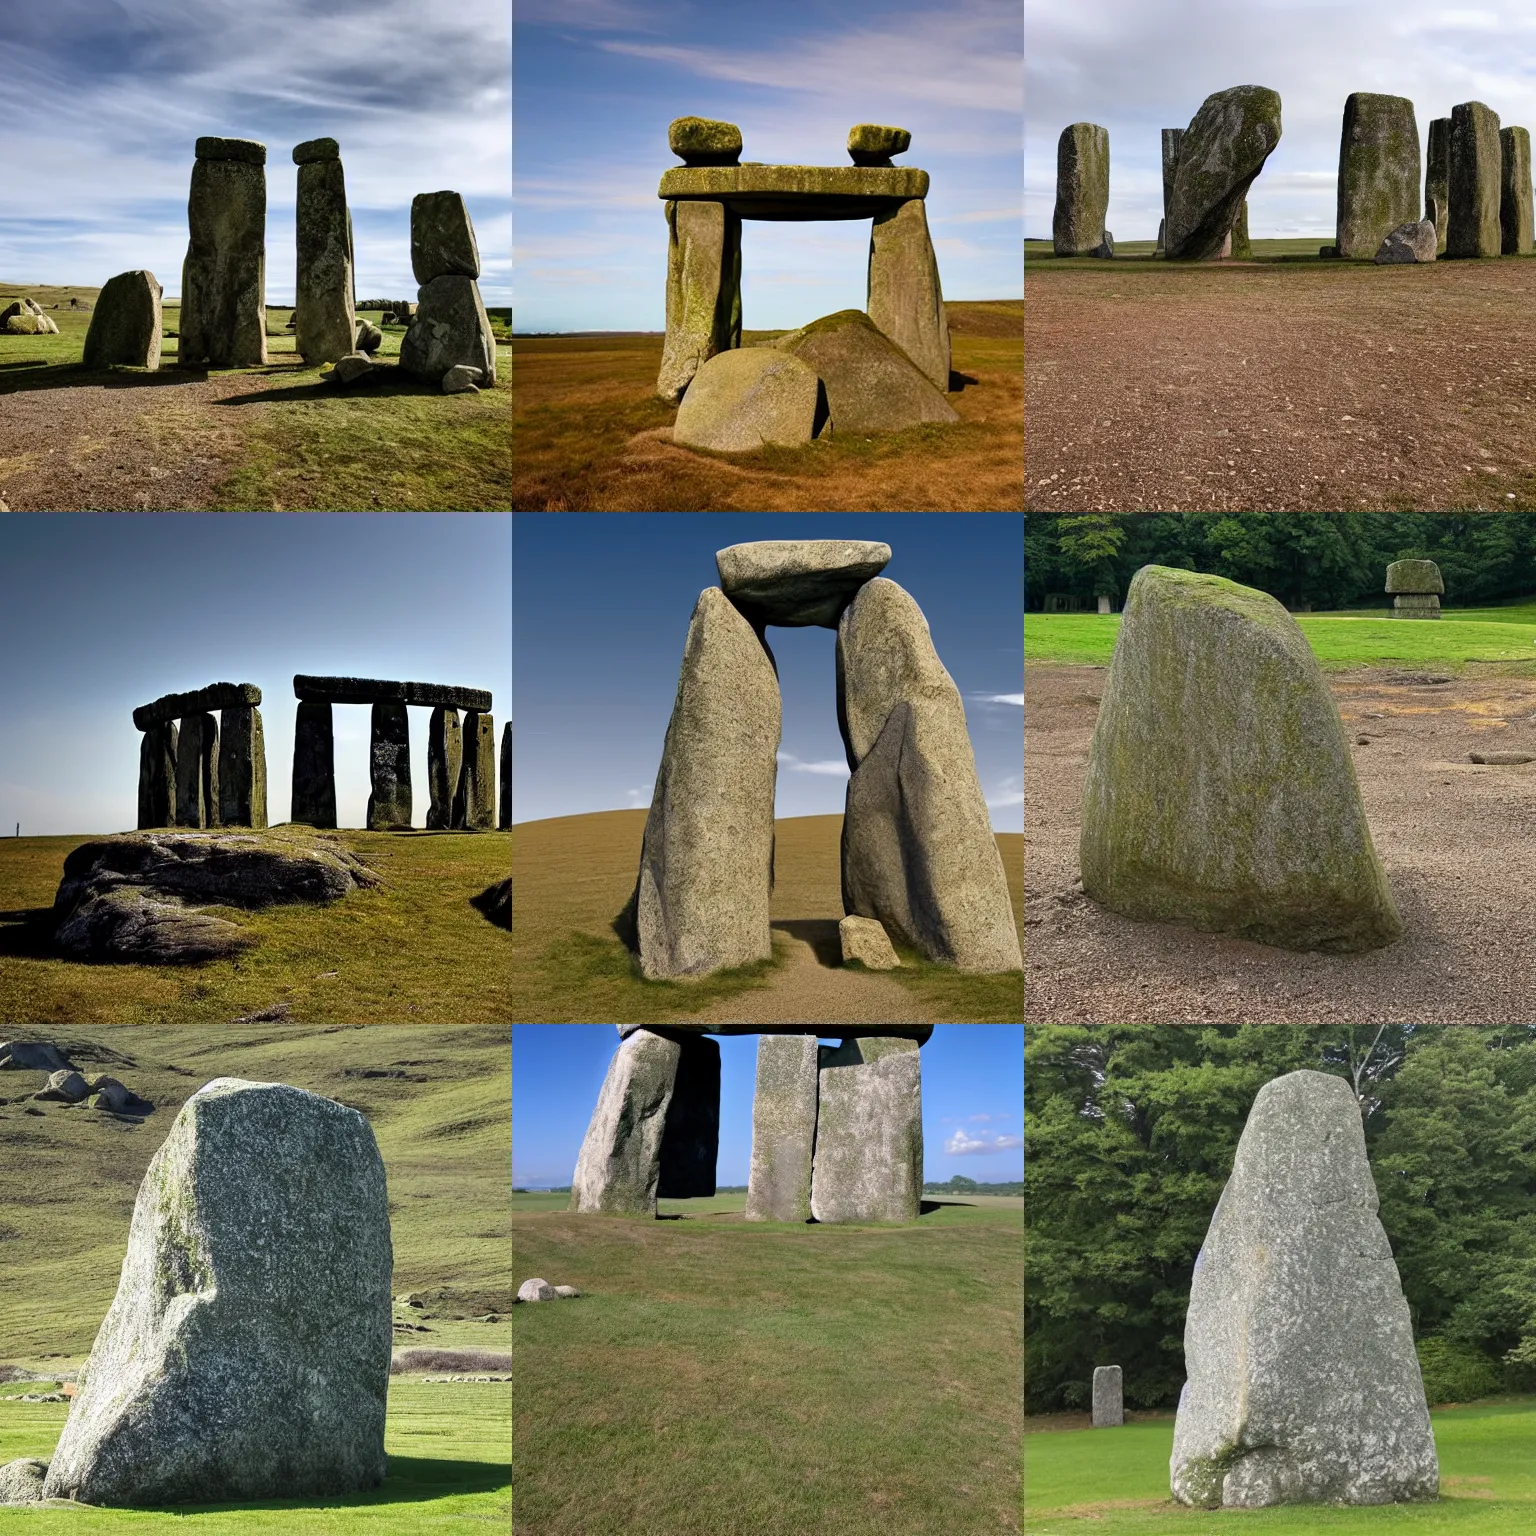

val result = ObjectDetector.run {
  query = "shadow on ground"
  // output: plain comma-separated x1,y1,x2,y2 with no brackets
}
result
0,907,56,959
774,917,842,967
0,365,212,395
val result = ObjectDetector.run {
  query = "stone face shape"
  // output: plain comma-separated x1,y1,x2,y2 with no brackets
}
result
673,347,821,451
716,538,891,628
1375,219,1437,263
410,190,482,284
400,273,498,386
137,721,177,829
294,152,356,365
631,587,779,978
366,703,411,830
499,721,512,829
1501,126,1534,255
569,1029,682,1215
838,913,900,969
1080,565,1403,952
82,270,162,370
848,123,911,166
180,139,267,368
294,675,492,711
427,707,462,830
810,1037,922,1223
772,309,958,433
41,1078,392,1507
867,196,951,390
518,1278,556,1302
658,199,742,404
745,1033,819,1223
656,1033,721,1198
1053,122,1110,257
456,711,496,831
1426,116,1451,252
837,577,1022,972
1335,93,1420,260
217,705,267,829
174,712,219,829
1171,1071,1438,1508
1448,101,1502,259
134,681,261,730
1093,1365,1124,1427
669,116,743,167
1166,87,1283,260
291,700,337,828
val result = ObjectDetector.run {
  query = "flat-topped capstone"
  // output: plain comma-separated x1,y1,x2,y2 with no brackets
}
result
659,165,929,222
847,124,912,167
716,539,891,627
293,675,492,712
195,137,266,164
134,683,262,730
669,117,743,167
616,1024,933,1043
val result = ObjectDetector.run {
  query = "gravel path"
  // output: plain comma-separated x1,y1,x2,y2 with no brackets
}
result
1026,662,1536,1023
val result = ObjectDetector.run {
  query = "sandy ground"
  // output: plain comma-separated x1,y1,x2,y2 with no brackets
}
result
1025,663,1536,1023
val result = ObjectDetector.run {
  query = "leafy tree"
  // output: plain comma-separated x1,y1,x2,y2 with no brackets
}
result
1055,515,1125,599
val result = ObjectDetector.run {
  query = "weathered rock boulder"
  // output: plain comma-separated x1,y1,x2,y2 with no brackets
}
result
179,137,267,368
668,116,743,167
552,1285,580,1299
41,1078,392,1506
1080,565,1403,951
354,317,383,354
1336,93,1420,260
0,1458,46,1503
1375,218,1437,263
838,577,1022,972
410,190,482,284
810,1037,922,1223
628,586,779,979
1053,122,1110,257
1502,125,1534,255
1171,1070,1438,1507
331,351,376,385
673,347,822,451
0,1040,73,1072
838,913,900,969
1426,116,1451,252
1448,101,1502,258
867,196,950,390
569,1029,682,1215
657,198,741,403
1385,559,1444,594
82,270,162,369
399,274,497,386
518,1278,556,1302
745,1033,818,1223
1166,86,1283,260
441,363,483,394
88,1076,146,1113
35,1069,90,1103
715,537,890,627
847,122,911,167
1093,1365,1124,1427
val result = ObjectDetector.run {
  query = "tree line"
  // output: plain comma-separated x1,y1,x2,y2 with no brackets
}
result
1025,1026,1536,1413
1024,513,1536,611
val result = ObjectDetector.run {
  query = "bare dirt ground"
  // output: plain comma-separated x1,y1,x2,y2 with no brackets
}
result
1026,662,1536,1023
1025,259,1536,511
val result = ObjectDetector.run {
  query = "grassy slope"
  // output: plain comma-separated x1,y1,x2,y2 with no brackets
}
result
512,1192,1023,1536
510,810,1025,1024
1024,1402,1536,1531
0,825,511,1025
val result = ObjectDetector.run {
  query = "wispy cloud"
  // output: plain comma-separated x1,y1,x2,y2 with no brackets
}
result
625,783,653,809
946,1128,1024,1155
777,751,850,778
975,693,1024,707
987,773,1024,810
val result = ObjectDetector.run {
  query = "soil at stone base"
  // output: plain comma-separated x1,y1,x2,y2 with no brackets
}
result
1026,663,1536,1023
1026,260,1536,511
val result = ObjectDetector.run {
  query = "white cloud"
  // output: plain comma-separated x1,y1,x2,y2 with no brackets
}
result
987,773,1024,810
975,693,1025,706
625,783,653,809
945,1128,1025,1155
777,751,850,778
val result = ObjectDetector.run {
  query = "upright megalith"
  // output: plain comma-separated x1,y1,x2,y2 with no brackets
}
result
657,1033,721,1198
1080,565,1402,952
1336,93,1420,260
293,137,356,366
137,722,177,829
1501,126,1534,255
627,586,780,979
82,270,162,370
217,704,267,829
1171,1071,1438,1508
1052,122,1110,257
1386,558,1444,618
1092,1366,1124,1428
1166,86,1283,260
456,710,497,831
1448,101,1502,259
1426,116,1451,252
657,196,742,404
179,136,267,368
426,706,462,830
499,720,512,829
399,191,497,388
868,195,950,391
569,1029,683,1215
810,1037,922,1224
366,704,411,830
174,712,219,829
745,1033,819,1223
837,577,1022,973
291,701,337,829
41,1079,392,1506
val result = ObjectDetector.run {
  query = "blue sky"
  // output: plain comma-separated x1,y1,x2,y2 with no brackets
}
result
0,514,510,836
0,0,510,305
511,513,1024,831
1028,0,1536,242
514,0,1023,332
512,1024,1024,1188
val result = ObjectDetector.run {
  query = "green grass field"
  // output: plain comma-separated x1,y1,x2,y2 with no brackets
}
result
1024,1401,1536,1531
512,1191,1023,1535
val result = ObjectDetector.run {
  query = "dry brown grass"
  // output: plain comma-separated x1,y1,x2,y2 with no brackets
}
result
511,301,1022,511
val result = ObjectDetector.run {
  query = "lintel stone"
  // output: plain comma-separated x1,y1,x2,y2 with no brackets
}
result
134,682,262,730
293,675,492,712
659,164,929,222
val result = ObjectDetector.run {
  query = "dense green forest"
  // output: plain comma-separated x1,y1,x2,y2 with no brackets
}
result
1024,513,1536,611
1025,1026,1536,1414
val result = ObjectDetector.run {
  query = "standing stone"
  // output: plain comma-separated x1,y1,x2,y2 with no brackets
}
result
217,705,267,829
499,720,512,830
426,706,462,830
629,587,779,979
657,1033,720,1198
810,1037,922,1224
291,701,336,829
1161,128,1185,245
1501,126,1534,255
1052,122,1109,257
1335,93,1420,260
1080,565,1402,952
1229,199,1251,259
82,270,162,370
1448,101,1502,259
1166,87,1283,260
41,1078,392,1507
174,713,219,829
1171,1071,1438,1507
137,721,177,829
410,190,481,285
867,196,951,391
179,137,267,368
454,711,496,831
399,275,497,386
293,138,356,366
1426,116,1451,253
1092,1365,1124,1427
366,704,411,830
745,1033,818,1223
1387,558,1444,618
569,1029,683,1215
657,198,742,404
837,577,1022,973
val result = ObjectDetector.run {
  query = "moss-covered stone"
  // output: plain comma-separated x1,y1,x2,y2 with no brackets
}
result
809,1038,922,1223
1229,198,1251,259
1384,558,1444,594
867,196,950,391
1080,564,1402,953
1426,117,1451,252
847,123,911,166
1501,126,1533,254
668,116,742,166
744,1034,817,1223
1448,101,1502,258
1166,86,1282,260
1052,122,1109,257
657,199,742,404
1335,92,1420,260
